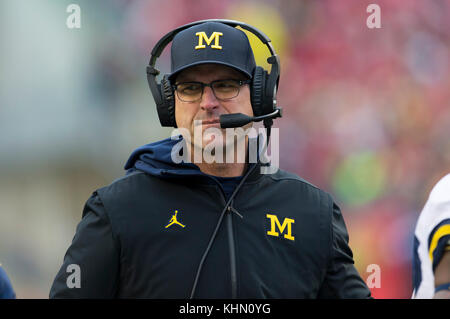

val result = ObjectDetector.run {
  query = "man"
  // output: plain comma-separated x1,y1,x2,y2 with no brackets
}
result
412,173,450,299
50,20,371,298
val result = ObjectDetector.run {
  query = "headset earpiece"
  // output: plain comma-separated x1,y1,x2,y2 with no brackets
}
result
155,75,176,127
250,66,266,117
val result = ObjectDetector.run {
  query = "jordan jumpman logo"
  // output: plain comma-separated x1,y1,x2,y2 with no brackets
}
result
165,210,185,228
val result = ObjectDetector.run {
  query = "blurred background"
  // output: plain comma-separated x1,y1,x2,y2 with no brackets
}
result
0,0,449,298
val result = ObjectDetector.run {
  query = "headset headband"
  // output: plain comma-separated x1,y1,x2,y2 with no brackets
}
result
148,19,278,73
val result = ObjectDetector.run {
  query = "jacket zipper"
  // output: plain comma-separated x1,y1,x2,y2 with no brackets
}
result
189,164,257,299
226,203,238,299
215,187,238,299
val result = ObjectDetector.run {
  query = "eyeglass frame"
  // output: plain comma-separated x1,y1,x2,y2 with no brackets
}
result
172,79,252,102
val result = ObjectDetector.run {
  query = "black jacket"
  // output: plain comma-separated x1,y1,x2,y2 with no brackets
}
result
50,137,371,298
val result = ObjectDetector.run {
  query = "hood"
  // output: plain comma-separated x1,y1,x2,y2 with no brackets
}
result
124,136,205,178
125,135,266,179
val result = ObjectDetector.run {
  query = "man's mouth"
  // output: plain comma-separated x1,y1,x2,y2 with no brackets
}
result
200,118,220,124
195,118,221,127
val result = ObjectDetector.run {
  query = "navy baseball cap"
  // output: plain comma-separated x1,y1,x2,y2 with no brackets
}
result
169,22,256,82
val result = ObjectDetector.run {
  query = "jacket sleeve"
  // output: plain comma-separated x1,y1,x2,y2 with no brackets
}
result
317,201,372,299
49,192,120,298
0,266,16,299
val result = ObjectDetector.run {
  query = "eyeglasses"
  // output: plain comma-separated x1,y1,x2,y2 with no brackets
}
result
173,79,251,102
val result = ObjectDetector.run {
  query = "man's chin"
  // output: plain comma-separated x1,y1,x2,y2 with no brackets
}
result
194,137,226,151
198,138,247,160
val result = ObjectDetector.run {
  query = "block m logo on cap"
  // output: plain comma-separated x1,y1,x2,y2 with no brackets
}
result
195,31,223,50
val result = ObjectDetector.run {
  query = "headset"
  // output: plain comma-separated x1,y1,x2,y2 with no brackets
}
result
146,19,282,129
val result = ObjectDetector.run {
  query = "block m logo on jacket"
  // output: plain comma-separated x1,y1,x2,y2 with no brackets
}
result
266,214,295,241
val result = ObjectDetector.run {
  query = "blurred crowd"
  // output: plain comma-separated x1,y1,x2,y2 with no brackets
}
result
0,0,449,298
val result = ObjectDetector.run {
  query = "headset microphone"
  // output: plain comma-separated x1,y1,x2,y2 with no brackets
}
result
219,107,282,128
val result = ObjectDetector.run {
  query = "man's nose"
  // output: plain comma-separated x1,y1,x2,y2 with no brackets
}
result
199,86,219,111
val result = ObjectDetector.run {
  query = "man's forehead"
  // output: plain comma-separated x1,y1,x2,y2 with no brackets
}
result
175,64,247,82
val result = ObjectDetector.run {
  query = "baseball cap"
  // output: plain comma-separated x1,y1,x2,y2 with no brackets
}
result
169,22,256,82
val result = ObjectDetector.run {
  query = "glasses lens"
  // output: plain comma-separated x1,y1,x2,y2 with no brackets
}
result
177,82,202,102
212,80,240,100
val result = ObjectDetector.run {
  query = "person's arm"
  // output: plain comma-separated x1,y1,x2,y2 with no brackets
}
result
49,192,120,298
318,201,372,299
0,265,15,299
433,246,450,299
